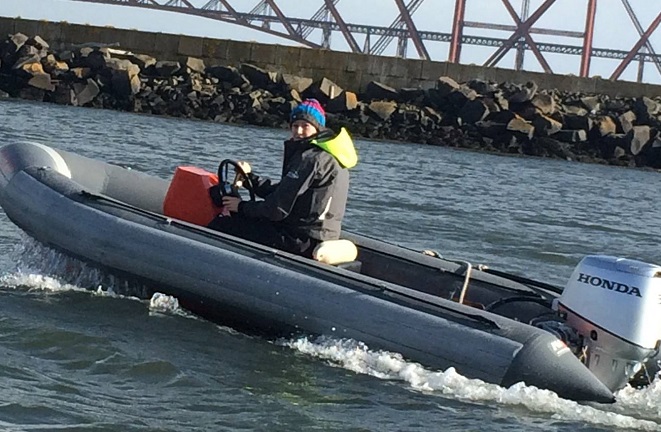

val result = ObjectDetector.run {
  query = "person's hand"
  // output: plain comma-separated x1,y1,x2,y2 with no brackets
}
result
236,161,251,175
233,161,252,188
221,195,242,213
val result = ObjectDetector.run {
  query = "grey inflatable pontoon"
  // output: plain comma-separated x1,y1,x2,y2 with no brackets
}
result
0,142,620,403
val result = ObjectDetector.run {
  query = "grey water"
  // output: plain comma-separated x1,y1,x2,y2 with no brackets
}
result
0,98,660,432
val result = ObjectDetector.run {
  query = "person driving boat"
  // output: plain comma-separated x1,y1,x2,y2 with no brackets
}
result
208,98,358,258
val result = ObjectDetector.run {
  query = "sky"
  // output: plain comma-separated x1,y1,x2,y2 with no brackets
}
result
1,0,660,84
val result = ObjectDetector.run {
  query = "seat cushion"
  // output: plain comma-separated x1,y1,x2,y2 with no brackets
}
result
312,239,358,265
313,239,358,265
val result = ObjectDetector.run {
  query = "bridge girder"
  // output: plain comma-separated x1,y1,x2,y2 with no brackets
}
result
66,0,661,82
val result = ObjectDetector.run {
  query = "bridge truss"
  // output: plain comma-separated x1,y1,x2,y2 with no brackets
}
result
68,0,661,82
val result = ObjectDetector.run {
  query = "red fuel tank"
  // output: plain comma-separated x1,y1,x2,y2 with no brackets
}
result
163,166,222,226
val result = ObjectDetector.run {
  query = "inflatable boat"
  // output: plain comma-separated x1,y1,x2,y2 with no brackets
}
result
0,141,660,404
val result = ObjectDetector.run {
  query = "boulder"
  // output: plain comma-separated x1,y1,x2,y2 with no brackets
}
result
109,50,157,70
17,44,44,60
563,114,593,132
282,74,313,94
481,97,501,114
424,88,446,107
42,54,69,74
0,33,28,65
446,86,477,109
506,115,534,139
73,78,100,106
580,95,601,113
288,89,302,103
459,99,489,124
326,90,358,113
111,69,141,96
562,103,588,116
494,91,509,111
131,54,157,70
466,79,498,95
613,145,627,159
26,35,49,50
510,100,537,120
13,55,43,74
422,106,442,125
531,114,562,136
626,125,652,155
486,110,517,124
99,58,141,96
633,96,660,122
153,60,181,77
185,57,205,74
50,84,76,105
240,63,279,89
531,93,556,115
305,77,343,102
365,81,400,101
399,87,425,103
105,58,140,76
507,81,538,103
27,72,55,91
617,111,636,134
58,50,74,62
602,97,629,112
599,134,628,158
82,49,110,70
396,104,422,124
593,116,616,137
367,100,398,121
206,65,246,87
436,76,460,97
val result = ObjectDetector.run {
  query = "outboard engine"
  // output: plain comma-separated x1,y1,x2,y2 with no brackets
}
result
555,255,661,391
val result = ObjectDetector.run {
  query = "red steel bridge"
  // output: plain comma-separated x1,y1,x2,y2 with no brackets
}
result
69,0,660,82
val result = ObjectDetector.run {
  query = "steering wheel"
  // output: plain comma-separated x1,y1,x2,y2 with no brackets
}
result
217,159,256,201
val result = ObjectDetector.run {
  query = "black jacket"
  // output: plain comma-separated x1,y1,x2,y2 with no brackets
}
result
239,130,356,241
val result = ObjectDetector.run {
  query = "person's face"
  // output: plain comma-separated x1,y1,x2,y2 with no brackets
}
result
290,120,318,140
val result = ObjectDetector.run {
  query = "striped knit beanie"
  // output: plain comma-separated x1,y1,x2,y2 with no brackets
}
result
290,99,326,131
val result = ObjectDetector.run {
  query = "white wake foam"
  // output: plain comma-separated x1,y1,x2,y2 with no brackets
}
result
4,236,151,298
284,336,661,431
147,292,197,321
3,237,200,322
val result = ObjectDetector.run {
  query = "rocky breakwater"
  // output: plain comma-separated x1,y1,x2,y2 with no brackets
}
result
1,32,660,169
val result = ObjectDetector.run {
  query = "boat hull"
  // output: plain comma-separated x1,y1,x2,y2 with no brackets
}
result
0,142,615,403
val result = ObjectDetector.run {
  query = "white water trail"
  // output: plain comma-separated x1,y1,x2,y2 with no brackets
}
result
4,236,151,298
284,336,661,431
3,235,196,321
